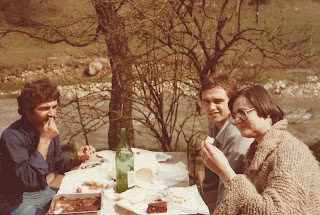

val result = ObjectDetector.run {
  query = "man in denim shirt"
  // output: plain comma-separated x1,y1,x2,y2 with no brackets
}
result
0,78,96,215
200,74,253,208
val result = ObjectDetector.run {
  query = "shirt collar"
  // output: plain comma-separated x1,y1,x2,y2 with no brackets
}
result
209,119,231,148
215,119,231,143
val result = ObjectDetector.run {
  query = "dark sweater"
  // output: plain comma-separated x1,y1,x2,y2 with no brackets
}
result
0,117,69,193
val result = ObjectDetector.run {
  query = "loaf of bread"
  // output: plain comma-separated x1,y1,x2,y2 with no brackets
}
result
135,168,154,184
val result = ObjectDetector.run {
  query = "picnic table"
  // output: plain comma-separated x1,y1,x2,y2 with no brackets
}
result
48,150,189,189
48,149,209,215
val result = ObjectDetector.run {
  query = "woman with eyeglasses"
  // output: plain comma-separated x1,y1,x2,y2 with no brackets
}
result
200,85,320,215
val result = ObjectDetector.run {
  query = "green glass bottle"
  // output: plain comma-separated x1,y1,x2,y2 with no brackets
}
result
115,128,134,193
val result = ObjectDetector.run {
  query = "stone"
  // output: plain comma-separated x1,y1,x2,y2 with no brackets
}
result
87,61,103,76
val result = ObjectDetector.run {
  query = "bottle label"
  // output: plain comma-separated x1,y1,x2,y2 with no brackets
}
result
127,170,135,188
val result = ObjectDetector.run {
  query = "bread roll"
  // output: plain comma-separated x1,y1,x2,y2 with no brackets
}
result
135,168,154,184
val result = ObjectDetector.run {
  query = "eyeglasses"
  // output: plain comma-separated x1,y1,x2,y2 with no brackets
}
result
229,108,255,124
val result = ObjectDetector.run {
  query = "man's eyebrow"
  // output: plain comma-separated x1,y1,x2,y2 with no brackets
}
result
38,104,58,109
38,105,50,109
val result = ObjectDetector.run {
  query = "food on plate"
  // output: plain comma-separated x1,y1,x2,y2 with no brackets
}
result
52,207,63,214
81,181,104,190
161,189,189,204
119,187,148,204
80,162,101,169
96,154,103,158
172,192,189,204
146,200,167,214
135,168,154,184
51,195,101,214
134,151,140,155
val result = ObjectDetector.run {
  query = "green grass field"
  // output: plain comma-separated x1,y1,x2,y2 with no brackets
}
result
1,0,319,88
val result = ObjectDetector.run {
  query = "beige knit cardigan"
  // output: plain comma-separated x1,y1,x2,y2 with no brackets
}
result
213,120,320,215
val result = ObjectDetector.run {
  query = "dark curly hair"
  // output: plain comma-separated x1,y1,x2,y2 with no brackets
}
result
17,78,60,116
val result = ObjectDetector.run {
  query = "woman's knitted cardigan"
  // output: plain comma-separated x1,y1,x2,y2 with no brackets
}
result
213,120,320,215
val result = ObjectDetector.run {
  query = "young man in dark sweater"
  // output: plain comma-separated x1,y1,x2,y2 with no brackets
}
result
0,78,95,215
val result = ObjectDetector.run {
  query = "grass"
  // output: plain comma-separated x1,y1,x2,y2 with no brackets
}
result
260,69,318,82
0,35,99,67
1,0,320,95
1,1,320,62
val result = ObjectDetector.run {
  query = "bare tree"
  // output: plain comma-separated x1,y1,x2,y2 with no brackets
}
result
0,0,136,149
126,0,317,85
131,57,202,152
57,81,111,148
110,0,319,181
92,0,135,149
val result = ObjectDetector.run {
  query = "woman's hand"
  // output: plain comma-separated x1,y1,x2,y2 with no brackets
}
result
200,136,236,183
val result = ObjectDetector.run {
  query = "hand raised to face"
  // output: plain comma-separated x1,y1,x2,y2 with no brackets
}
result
200,136,236,183
26,100,59,142
38,117,59,142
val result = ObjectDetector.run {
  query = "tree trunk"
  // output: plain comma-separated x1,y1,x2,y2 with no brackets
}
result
93,0,135,150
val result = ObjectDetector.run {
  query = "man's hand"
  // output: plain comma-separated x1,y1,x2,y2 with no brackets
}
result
37,117,59,160
65,145,96,171
76,145,96,162
39,117,59,141
200,136,236,184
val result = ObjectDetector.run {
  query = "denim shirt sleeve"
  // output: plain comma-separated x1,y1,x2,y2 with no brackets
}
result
2,129,50,189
